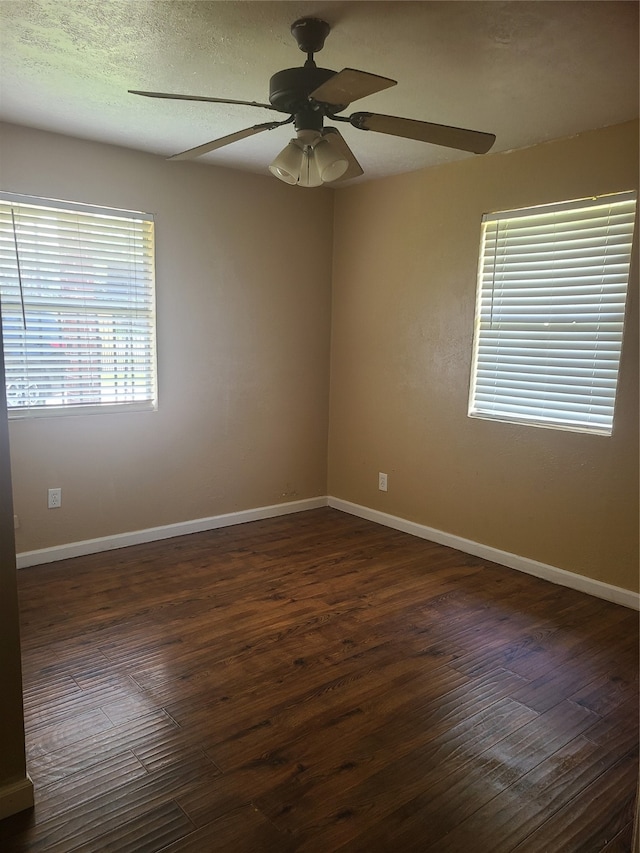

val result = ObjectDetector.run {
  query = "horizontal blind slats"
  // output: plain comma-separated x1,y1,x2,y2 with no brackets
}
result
469,193,636,433
0,195,157,413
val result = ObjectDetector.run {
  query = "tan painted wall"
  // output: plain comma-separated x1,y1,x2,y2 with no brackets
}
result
2,120,638,595
0,321,28,793
1,122,333,551
329,121,639,593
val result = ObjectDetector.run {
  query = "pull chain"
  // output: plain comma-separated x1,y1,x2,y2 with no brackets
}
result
10,207,27,330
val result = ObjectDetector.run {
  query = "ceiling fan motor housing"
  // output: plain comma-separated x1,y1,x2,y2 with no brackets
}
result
269,66,342,116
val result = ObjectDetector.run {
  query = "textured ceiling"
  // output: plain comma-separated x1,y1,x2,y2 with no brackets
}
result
0,1,638,185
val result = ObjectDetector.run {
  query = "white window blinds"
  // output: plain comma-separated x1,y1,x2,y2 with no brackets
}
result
469,192,637,435
0,194,157,415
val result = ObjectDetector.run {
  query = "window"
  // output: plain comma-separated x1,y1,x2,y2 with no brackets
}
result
469,192,637,435
0,194,157,416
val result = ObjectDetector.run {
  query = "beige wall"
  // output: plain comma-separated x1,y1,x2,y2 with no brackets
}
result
1,122,333,551
2,120,638,595
329,120,639,593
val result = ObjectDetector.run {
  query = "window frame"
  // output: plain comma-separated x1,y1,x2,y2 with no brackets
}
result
468,191,637,437
0,192,158,419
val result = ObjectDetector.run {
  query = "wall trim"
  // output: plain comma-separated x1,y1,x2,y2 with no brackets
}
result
328,497,640,611
0,774,34,821
16,494,638,611
16,496,329,569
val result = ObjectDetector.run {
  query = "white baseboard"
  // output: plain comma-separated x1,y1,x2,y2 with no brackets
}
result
328,497,640,611
16,494,638,611
16,496,328,569
0,775,34,820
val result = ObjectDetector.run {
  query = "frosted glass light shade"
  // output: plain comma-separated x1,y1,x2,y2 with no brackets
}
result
269,141,303,184
313,139,348,182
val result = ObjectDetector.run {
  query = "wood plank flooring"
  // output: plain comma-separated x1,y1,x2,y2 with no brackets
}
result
1,507,637,852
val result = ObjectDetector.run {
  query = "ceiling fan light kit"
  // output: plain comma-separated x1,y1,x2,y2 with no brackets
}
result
129,17,496,186
269,129,349,187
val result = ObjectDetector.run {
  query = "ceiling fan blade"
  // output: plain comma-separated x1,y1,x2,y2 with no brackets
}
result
168,122,281,161
129,90,277,111
322,128,364,181
309,68,396,107
349,112,496,154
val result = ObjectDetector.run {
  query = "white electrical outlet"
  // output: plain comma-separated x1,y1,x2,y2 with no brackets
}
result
378,472,388,492
14,514,19,530
48,488,62,509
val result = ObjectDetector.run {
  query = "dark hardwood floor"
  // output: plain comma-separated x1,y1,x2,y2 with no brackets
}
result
1,507,637,852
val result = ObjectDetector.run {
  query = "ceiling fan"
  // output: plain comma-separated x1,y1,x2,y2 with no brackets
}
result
129,17,496,187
